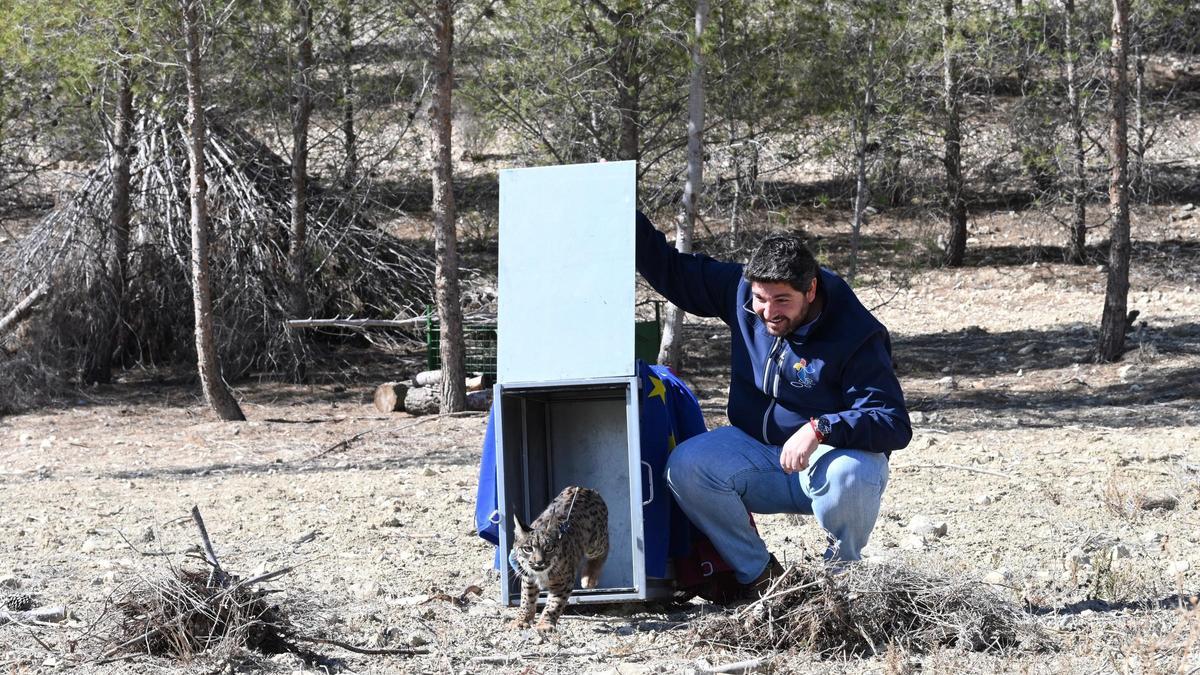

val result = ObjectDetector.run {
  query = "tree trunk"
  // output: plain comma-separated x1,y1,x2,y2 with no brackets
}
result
942,0,968,267
1064,0,1087,264
339,0,357,188
84,45,134,384
1097,0,1131,363
287,0,314,381
879,135,905,207
430,0,466,412
1014,0,1030,94
611,0,641,162
658,0,707,371
850,57,873,285
182,0,245,421
1132,36,1146,199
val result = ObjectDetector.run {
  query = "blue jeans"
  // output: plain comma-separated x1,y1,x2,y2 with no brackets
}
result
665,426,890,584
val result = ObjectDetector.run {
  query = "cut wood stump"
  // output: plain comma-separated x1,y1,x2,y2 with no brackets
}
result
403,387,492,416
404,387,440,416
466,389,492,411
413,369,442,387
373,382,409,413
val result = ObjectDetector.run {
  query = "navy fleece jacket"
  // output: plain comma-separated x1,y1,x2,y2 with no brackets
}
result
636,212,911,453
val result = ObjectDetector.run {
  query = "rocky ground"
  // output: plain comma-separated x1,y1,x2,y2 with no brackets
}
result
2,202,1199,674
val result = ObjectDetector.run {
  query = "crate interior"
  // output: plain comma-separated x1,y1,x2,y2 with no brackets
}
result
499,382,636,595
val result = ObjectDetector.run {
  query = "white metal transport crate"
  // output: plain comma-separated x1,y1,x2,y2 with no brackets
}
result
494,160,674,606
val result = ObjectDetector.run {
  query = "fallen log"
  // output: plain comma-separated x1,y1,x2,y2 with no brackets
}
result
0,282,50,339
404,387,492,416
0,605,67,626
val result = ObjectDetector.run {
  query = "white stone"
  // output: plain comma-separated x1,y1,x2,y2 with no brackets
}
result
1017,343,1037,355
907,516,948,538
937,376,957,391
974,494,994,506
467,603,499,617
984,569,1012,585
1141,530,1165,545
390,593,432,606
1167,560,1190,575
900,534,927,551
908,436,935,451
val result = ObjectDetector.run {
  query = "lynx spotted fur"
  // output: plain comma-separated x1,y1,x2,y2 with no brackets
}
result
510,486,609,632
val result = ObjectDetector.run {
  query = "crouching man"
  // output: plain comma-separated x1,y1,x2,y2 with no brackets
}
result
636,212,911,597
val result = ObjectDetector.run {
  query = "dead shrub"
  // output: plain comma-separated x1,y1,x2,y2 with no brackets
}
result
698,559,1052,658
104,566,295,661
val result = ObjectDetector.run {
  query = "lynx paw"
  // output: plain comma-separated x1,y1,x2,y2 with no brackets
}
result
509,617,532,630
534,620,557,634
581,575,598,589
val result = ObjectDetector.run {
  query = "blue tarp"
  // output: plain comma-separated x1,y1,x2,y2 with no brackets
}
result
474,361,707,577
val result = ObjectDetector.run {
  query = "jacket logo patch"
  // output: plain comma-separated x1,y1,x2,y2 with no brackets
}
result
790,358,819,389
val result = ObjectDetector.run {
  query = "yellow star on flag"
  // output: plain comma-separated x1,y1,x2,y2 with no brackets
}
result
667,433,677,451
646,375,666,404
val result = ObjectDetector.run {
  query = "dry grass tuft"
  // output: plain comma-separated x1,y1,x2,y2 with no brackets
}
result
697,559,1052,658
1102,470,1180,520
1103,471,1149,519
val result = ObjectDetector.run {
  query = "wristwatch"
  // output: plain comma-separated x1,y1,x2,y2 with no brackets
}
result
810,416,832,443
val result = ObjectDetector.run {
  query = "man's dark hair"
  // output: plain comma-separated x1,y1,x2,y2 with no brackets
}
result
743,235,820,293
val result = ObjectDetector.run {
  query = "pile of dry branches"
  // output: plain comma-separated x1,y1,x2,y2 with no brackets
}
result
0,114,436,410
103,565,294,661
96,507,299,664
699,559,1052,657
91,507,426,667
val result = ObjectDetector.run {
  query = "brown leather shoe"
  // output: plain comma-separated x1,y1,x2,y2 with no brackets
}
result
746,554,785,599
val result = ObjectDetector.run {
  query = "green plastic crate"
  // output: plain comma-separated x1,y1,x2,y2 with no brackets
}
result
426,312,498,377
426,303,662,376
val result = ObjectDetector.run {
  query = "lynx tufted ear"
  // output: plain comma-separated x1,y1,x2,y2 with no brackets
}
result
512,514,530,540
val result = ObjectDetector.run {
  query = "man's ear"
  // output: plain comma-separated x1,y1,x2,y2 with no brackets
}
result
512,514,529,540
806,277,818,302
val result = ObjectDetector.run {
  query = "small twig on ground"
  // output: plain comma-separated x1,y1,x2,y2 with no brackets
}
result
740,580,821,610
189,506,227,587
236,567,293,587
113,528,195,557
303,411,482,463
470,653,522,665
293,635,429,656
892,463,1016,480
696,657,768,674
